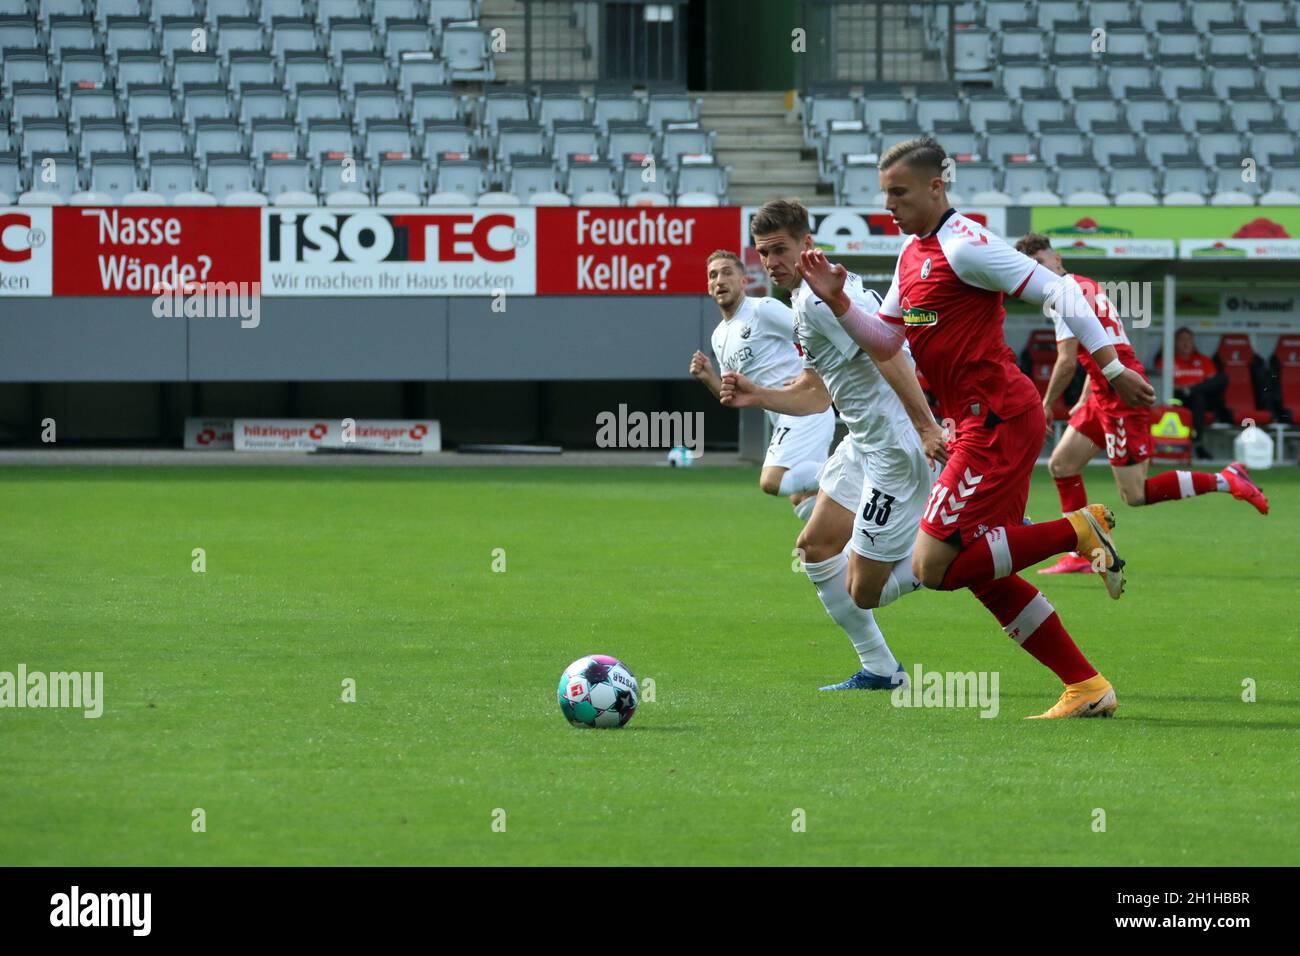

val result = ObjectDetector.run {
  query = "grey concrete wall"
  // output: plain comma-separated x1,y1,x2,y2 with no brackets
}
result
0,295,716,383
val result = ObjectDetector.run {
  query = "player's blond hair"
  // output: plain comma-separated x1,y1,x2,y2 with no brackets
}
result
706,249,743,270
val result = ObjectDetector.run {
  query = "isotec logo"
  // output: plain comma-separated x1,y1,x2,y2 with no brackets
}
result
268,212,525,264
0,212,41,263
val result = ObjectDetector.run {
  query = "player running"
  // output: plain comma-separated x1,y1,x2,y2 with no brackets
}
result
1014,234,1270,576
690,250,835,521
805,136,1157,718
720,200,941,691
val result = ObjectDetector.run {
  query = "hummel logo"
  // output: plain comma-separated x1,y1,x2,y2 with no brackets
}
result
740,325,751,339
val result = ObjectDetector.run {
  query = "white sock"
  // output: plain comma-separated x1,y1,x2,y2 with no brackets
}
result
793,495,817,521
1216,474,1229,492
876,548,925,607
778,460,821,496
803,546,899,674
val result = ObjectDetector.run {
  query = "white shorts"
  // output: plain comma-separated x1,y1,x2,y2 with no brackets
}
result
818,432,936,563
762,408,836,471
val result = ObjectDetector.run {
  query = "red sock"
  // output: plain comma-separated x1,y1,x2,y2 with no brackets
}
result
972,576,1097,684
1053,474,1088,514
938,520,1078,590
1143,470,1219,505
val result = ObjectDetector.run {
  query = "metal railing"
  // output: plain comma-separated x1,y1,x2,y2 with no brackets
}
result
797,0,960,88
521,0,688,86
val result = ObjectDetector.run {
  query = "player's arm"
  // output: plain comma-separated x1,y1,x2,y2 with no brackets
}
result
949,234,1154,407
720,367,831,416
689,350,722,398
873,351,948,467
799,249,906,361
1042,336,1079,411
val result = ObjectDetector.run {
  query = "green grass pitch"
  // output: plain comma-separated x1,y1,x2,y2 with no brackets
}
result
1,463,1296,866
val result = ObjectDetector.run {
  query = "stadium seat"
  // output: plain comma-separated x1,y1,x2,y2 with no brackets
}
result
647,92,700,130
802,91,858,146
411,86,464,125
441,24,492,81
206,153,257,199
861,92,911,132
282,52,331,91
538,91,589,130
422,118,472,159
79,118,129,164
0,150,22,202
1144,125,1191,167
1055,156,1105,197
428,0,476,28
1003,159,1052,200
574,190,620,207
660,124,714,169
565,157,614,200
396,52,447,95
1037,125,1086,165
550,123,599,170
1217,334,1273,426
1018,91,1066,132
183,84,234,127
983,123,1033,163
434,157,486,199
250,118,298,163
89,151,138,200
231,51,279,92
507,155,557,200
136,120,187,166
674,157,728,203
263,156,314,198
593,90,642,130
1270,335,1300,423
1191,1,1240,33
377,156,426,199
965,91,1013,133
173,52,223,92
363,118,413,165
1091,124,1139,166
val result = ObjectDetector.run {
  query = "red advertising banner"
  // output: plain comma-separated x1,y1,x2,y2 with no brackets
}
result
53,207,261,295
534,207,741,295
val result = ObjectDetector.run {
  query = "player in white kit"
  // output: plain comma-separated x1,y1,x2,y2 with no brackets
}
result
689,250,835,520
720,200,945,690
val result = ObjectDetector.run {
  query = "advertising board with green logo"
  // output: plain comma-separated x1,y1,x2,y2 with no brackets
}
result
1030,207,1300,240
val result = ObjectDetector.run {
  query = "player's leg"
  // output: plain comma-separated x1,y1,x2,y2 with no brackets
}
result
1134,460,1270,515
764,410,834,518
844,438,931,610
913,411,1116,716
1040,423,1102,574
801,441,904,690
759,465,788,496
915,407,1126,599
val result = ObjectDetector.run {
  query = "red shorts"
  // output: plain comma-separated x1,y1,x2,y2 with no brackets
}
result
1069,392,1151,466
920,404,1043,548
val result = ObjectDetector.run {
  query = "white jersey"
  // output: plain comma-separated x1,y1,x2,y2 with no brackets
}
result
710,295,805,425
792,274,916,454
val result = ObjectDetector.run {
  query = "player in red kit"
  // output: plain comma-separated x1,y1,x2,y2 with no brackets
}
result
1017,235,1269,575
797,136,1157,718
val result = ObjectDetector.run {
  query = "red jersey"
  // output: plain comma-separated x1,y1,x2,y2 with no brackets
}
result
876,209,1042,425
1156,352,1217,389
1053,273,1146,400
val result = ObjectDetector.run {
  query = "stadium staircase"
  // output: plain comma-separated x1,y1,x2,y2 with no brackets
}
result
702,91,819,206
480,0,594,84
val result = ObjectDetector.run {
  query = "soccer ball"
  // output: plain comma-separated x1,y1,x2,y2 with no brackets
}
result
667,446,694,467
557,655,639,728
